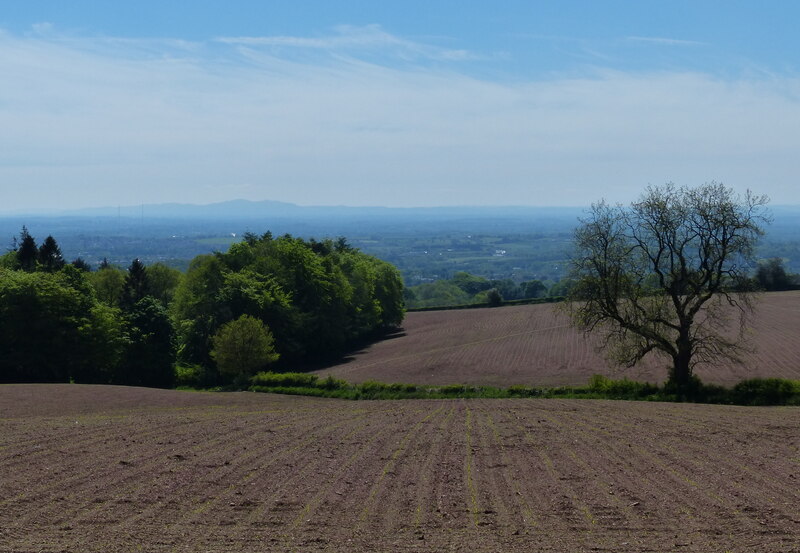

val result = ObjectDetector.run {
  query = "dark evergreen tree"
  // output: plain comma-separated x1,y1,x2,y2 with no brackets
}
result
71,258,92,272
38,235,65,272
16,226,38,272
116,296,176,388
121,259,149,308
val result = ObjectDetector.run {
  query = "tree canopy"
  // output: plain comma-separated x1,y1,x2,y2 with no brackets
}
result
211,315,279,383
172,233,404,374
0,266,126,383
1,228,405,387
1,231,178,387
755,258,797,291
565,182,769,390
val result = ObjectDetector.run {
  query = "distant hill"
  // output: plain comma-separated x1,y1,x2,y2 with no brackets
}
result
58,199,302,219
4,199,587,225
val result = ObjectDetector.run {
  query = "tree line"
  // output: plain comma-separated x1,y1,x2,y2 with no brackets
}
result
404,257,797,310
403,271,555,308
0,229,404,387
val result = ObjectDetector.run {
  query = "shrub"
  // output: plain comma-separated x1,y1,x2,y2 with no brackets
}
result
175,364,207,388
250,385,329,397
732,378,800,406
507,385,536,397
251,371,318,388
245,373,800,406
321,375,347,390
439,384,469,395
358,381,390,398
486,288,503,307
588,374,659,399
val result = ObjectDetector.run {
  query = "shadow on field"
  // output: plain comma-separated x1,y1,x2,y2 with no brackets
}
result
296,327,408,372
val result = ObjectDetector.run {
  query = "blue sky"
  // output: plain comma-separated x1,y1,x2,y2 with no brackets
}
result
2,1,800,211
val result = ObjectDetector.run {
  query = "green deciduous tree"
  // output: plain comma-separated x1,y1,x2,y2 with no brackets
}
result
88,265,127,307
0,266,125,383
173,234,405,373
755,258,795,291
407,279,471,308
172,254,228,367
489,278,522,300
145,263,183,306
211,315,279,383
486,288,503,307
373,262,405,327
548,278,576,298
565,182,769,391
0,251,17,269
451,271,491,295
520,279,547,299
73,302,128,384
117,296,176,388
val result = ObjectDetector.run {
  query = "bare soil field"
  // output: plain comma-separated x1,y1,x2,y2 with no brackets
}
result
1,384,798,552
317,291,800,387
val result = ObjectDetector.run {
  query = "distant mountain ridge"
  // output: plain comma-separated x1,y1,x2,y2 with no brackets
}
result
54,199,302,219
6,199,589,222
7,199,800,223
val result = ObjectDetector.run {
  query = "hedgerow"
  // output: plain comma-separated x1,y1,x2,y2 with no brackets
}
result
244,372,800,405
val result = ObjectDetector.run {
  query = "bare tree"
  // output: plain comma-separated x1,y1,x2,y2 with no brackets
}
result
565,182,769,390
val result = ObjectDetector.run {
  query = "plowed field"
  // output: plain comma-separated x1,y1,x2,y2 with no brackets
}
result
1,385,798,552
317,291,800,387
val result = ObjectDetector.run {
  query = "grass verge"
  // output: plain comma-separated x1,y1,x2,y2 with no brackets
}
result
247,372,800,406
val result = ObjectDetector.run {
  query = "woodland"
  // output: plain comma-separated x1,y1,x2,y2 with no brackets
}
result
0,229,403,386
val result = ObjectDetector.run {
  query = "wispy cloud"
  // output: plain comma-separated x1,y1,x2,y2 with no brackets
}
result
218,24,401,48
30,22,55,35
216,24,480,63
1,26,799,210
627,36,705,47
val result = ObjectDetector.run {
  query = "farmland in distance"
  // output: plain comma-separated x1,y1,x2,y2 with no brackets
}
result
1,384,798,552
317,291,800,387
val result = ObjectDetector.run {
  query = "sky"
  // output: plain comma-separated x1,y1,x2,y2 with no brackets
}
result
2,1,800,211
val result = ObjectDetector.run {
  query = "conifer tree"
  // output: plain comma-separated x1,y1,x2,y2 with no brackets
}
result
121,259,149,308
71,258,92,272
16,227,38,272
38,235,65,272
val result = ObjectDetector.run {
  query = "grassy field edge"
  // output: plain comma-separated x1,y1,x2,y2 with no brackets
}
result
242,372,800,406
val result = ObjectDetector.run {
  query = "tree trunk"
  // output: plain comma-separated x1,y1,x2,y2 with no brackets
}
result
670,332,693,395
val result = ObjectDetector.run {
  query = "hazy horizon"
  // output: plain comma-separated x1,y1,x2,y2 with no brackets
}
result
4,196,800,219
0,198,592,217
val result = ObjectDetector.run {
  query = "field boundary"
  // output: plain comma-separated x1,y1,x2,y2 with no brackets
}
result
247,372,800,406
406,296,565,312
